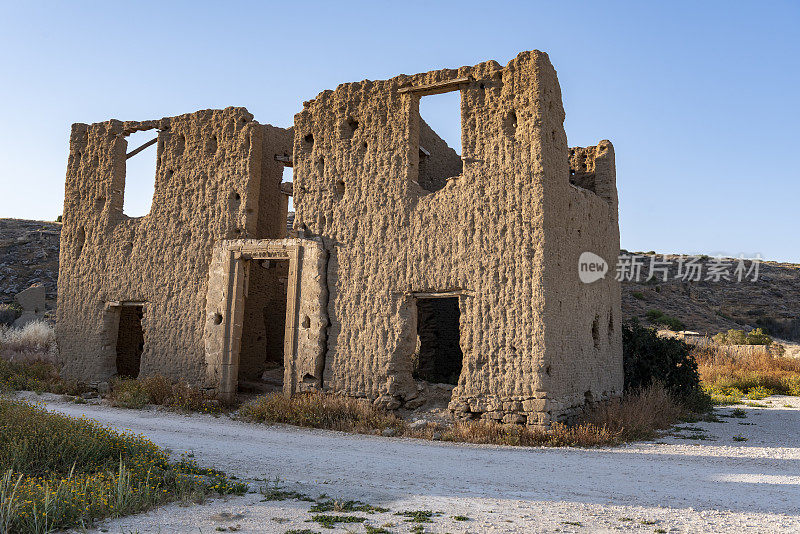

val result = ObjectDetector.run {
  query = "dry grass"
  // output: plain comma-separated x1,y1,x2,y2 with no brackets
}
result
239,391,405,434
240,384,687,447
695,346,800,399
0,320,58,364
581,382,686,441
108,375,225,413
0,359,85,396
441,420,621,447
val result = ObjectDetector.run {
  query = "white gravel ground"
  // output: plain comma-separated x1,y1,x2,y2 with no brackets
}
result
21,393,800,533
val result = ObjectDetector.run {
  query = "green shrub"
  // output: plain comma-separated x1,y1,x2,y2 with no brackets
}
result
644,310,685,331
745,328,772,345
713,328,772,346
622,320,703,399
631,291,645,300
745,386,772,400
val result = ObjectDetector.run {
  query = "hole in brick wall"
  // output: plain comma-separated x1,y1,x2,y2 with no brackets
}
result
335,180,345,196
75,227,85,257
115,305,144,378
592,315,600,349
283,166,294,212
503,110,517,136
123,130,158,218
302,315,310,329
414,297,463,385
416,91,463,193
175,134,185,157
208,135,218,154
212,312,223,325
303,133,314,145
342,118,359,139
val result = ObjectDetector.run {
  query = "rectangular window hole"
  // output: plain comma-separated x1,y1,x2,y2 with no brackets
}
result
413,297,463,385
416,91,463,193
115,305,144,378
282,166,294,211
123,130,158,217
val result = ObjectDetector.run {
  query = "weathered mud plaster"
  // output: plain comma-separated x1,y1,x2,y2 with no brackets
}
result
292,50,622,426
57,50,621,426
57,108,292,385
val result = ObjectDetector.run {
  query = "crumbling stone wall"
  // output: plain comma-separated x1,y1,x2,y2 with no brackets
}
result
291,50,622,425
57,107,291,385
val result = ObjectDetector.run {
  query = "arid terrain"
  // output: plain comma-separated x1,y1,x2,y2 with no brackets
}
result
3,218,798,341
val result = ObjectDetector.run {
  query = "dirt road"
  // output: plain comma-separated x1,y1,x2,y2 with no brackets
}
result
28,393,800,533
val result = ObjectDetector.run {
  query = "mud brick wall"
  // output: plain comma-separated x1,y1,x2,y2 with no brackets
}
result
57,107,291,384
291,50,623,426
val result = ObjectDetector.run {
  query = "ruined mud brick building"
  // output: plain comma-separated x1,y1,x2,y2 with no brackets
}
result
57,50,622,426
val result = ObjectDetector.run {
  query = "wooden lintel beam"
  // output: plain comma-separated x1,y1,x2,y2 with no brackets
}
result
398,77,471,96
275,154,293,167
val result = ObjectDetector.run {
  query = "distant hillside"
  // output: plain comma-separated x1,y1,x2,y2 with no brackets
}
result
1,219,798,342
621,252,800,342
0,218,60,309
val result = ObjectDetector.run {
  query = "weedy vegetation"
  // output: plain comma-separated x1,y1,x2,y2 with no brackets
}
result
695,345,800,400
0,399,245,534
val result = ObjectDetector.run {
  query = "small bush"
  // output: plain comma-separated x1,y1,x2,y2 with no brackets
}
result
622,320,703,399
713,328,772,346
644,310,685,331
581,383,685,441
631,291,645,300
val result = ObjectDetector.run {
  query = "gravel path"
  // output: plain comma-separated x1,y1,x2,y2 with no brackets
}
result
24,393,800,533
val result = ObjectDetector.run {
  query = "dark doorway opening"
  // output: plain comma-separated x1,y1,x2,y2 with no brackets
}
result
238,259,289,393
116,305,143,378
414,297,463,385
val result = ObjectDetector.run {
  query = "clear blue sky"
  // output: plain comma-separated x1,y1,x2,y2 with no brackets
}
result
1,1,798,262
